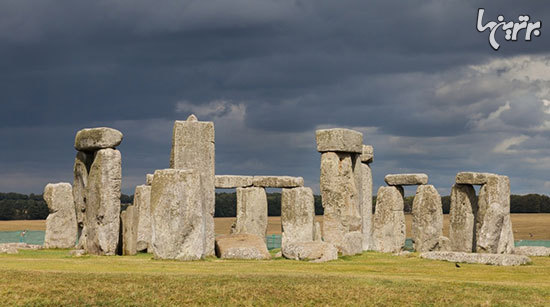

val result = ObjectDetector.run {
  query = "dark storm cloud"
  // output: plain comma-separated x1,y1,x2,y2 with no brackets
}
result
1,0,549,194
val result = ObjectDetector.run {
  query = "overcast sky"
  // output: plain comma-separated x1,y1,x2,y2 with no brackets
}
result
1,0,549,196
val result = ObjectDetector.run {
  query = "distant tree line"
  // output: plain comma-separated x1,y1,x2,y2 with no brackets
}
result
1,192,549,220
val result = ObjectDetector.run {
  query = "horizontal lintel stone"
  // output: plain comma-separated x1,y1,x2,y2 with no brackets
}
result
455,172,496,185
74,127,123,151
360,145,374,163
215,175,254,188
315,128,363,153
252,176,304,188
384,173,428,186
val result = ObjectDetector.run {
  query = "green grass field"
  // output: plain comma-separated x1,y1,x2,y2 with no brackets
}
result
1,249,549,306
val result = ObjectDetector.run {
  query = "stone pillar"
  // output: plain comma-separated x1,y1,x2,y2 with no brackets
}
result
360,145,373,251
43,183,77,248
121,205,138,255
316,128,363,256
281,187,315,248
231,187,268,240
449,184,478,252
170,114,215,256
411,185,444,252
135,184,152,252
476,175,514,254
150,169,205,261
74,127,123,255
371,186,406,253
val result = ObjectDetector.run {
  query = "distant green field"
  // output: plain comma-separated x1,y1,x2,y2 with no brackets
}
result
0,249,549,305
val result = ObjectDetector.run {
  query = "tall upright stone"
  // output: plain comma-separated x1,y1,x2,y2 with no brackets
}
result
73,151,93,246
135,185,152,252
477,175,514,254
360,145,373,251
281,187,315,248
43,183,77,248
231,187,268,240
412,185,444,252
170,114,215,256
449,184,478,252
150,169,205,261
83,148,121,255
121,205,139,256
371,186,406,253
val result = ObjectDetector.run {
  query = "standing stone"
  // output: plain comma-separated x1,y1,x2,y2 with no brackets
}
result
83,148,121,255
150,169,205,261
43,183,77,249
320,151,363,255
146,174,154,186
449,184,478,252
412,185,443,252
231,187,268,240
73,151,93,247
360,162,373,251
281,187,315,248
170,115,215,256
135,185,152,252
476,175,514,254
121,205,139,256
313,221,322,241
371,186,406,253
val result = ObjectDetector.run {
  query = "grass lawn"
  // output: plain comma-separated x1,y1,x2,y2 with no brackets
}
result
0,250,549,306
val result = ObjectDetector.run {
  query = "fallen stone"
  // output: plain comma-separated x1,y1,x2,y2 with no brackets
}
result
282,241,339,263
281,187,315,248
215,234,271,260
274,251,283,258
73,151,92,246
44,183,78,249
320,151,362,255
74,127,123,151
215,175,253,188
83,148,121,256
455,172,495,185
0,243,42,254
449,184,478,252
150,169,205,261
371,186,406,253
412,185,443,252
231,187,268,239
0,246,18,254
135,185,152,252
252,176,304,188
146,174,154,186
420,251,531,266
121,205,139,256
360,162,373,251
316,128,363,153
170,115,215,256
513,246,550,257
393,251,411,257
384,173,428,186
69,249,86,257
360,145,374,163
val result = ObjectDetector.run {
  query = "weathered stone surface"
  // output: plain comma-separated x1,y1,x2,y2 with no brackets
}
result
74,127,123,151
215,175,253,188
513,246,550,257
476,175,514,254
44,183,77,249
320,151,362,255
135,185,152,252
438,236,451,252
316,128,363,153
146,174,154,186
121,205,139,256
313,221,322,241
384,173,428,186
360,145,374,163
282,241,339,262
455,172,495,185
449,184,478,252
420,251,531,266
215,234,270,260
73,151,92,246
360,163,373,251
252,176,304,188
281,187,315,248
0,245,18,254
231,187,268,239
371,186,406,253
169,115,215,256
83,148,121,255
150,169,204,261
411,185,443,252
